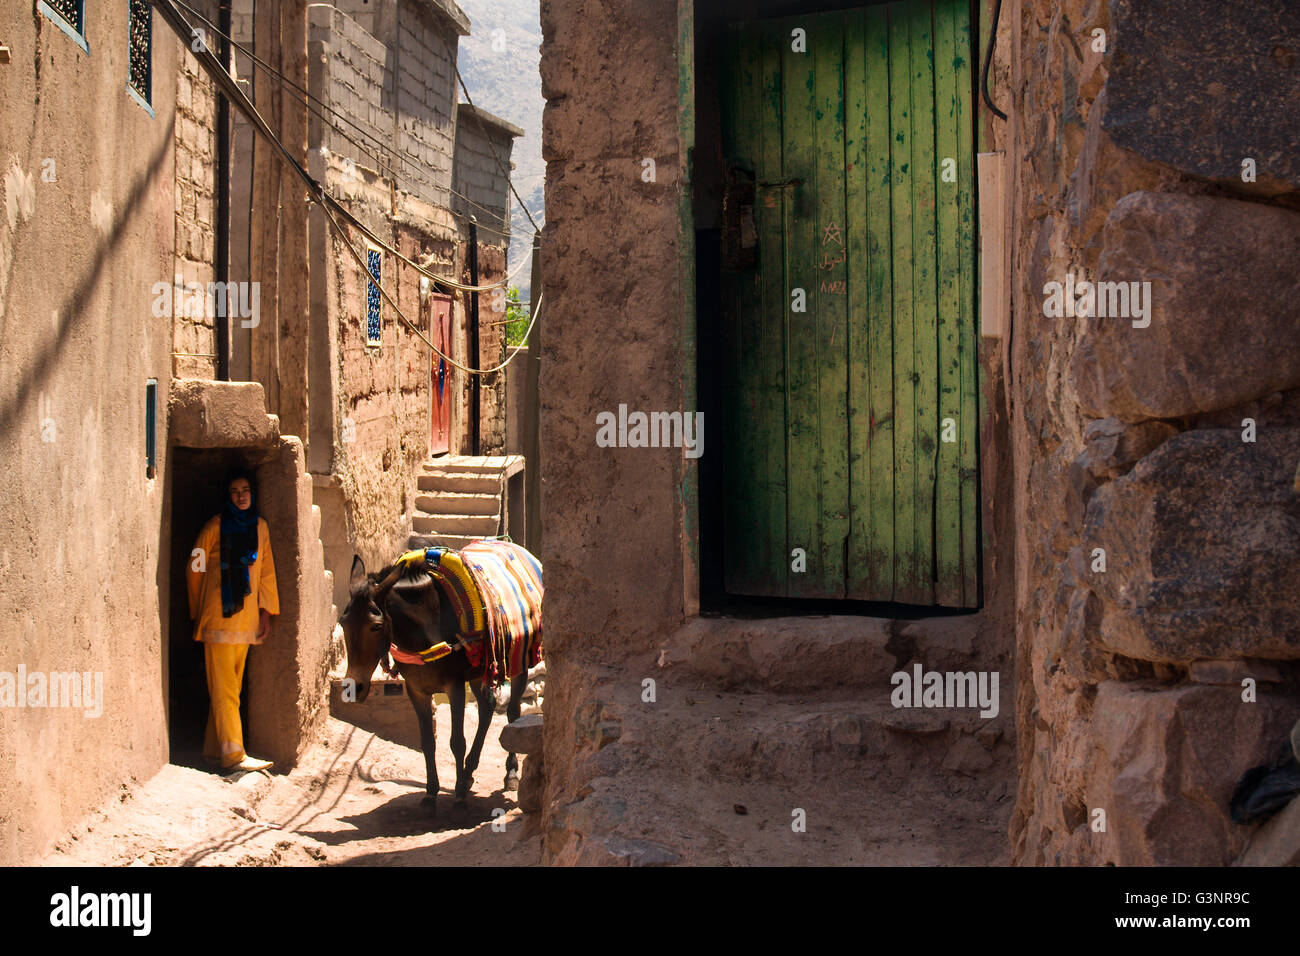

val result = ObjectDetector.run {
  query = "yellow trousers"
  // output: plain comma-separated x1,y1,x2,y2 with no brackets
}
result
203,642,250,768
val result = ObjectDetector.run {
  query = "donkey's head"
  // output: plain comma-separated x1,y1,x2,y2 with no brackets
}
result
338,555,407,703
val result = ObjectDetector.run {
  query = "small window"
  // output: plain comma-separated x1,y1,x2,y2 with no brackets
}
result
145,379,158,479
38,0,88,53
128,0,153,113
365,248,383,345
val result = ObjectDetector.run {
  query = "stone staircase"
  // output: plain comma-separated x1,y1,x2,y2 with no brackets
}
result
545,614,1017,865
408,454,525,550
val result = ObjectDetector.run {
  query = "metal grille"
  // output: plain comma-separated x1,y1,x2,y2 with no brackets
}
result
44,0,82,32
128,0,152,102
366,250,382,343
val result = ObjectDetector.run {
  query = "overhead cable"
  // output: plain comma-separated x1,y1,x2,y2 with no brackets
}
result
151,0,542,374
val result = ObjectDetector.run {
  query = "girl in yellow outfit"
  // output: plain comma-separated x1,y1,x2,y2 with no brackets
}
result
187,470,279,772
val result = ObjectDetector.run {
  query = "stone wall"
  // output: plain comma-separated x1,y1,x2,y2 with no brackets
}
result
0,3,179,863
1004,0,1300,865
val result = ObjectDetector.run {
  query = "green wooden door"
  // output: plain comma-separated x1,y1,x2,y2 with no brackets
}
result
720,0,979,607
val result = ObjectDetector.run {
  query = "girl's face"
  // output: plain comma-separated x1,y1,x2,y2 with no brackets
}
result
228,478,253,511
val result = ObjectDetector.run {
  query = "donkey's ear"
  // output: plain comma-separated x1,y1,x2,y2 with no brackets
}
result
349,555,367,593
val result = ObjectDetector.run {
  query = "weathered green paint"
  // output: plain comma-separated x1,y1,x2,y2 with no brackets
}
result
757,26,789,598
934,0,963,607
721,0,979,607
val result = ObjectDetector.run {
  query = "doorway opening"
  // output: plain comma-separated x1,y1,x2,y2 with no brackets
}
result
167,447,262,768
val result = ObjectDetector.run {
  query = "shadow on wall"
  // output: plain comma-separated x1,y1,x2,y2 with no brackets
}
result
0,127,174,445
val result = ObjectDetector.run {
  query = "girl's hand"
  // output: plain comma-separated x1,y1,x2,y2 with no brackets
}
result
258,608,272,640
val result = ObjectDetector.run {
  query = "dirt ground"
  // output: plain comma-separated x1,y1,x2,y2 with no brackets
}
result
41,707,542,867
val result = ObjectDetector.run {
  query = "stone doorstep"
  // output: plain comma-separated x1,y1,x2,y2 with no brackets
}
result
661,613,993,697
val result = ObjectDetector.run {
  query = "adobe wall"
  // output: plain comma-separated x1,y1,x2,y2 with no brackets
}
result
0,5,179,863
1004,0,1300,864
308,3,510,599
536,0,695,846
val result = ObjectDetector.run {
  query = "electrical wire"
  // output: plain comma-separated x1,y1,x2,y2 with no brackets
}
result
981,0,1008,121
436,32,543,234
176,0,520,234
152,0,542,374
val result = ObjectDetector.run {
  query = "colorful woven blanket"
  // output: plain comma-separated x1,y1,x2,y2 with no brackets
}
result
422,540,543,687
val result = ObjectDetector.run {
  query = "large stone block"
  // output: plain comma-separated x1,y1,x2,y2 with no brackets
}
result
1104,0,1300,194
1083,428,1300,662
1071,192,1300,421
1087,680,1300,866
168,379,279,449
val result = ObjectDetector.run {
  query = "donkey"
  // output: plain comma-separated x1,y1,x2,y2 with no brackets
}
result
339,554,529,812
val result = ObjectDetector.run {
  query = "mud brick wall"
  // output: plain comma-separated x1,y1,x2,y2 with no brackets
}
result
1005,0,1300,865
172,0,221,380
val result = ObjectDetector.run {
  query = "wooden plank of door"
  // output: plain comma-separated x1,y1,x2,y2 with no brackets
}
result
951,0,980,607
782,13,824,598
907,0,938,607
887,1,919,603
864,2,897,601
720,27,749,594
933,0,964,607
813,14,849,599
756,23,790,597
844,8,875,599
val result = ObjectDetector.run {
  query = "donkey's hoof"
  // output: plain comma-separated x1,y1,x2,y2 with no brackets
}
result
420,794,438,813
503,772,520,792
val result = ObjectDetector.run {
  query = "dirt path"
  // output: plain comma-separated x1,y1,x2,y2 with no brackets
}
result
42,708,541,867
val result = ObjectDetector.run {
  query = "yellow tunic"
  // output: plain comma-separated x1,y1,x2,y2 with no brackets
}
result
187,515,279,644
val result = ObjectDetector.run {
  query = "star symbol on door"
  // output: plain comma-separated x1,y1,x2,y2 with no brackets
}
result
822,221,843,247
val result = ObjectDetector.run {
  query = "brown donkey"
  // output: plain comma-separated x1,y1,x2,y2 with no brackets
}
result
339,555,529,813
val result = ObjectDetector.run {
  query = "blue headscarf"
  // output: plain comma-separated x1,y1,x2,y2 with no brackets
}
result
219,471,259,617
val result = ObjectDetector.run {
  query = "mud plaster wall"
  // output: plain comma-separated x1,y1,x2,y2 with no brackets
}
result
1004,0,1300,865
537,0,692,837
0,6,179,863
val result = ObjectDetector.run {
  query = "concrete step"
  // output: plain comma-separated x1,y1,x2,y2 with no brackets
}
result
422,455,518,474
414,491,501,516
412,513,500,536
407,532,482,550
417,470,500,494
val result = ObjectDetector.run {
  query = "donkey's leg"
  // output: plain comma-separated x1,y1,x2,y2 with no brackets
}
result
447,679,469,806
503,673,529,791
406,682,439,811
459,679,496,799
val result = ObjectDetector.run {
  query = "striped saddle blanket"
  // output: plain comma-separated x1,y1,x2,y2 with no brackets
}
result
423,540,543,688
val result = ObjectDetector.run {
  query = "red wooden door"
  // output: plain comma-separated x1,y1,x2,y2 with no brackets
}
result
430,294,453,455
